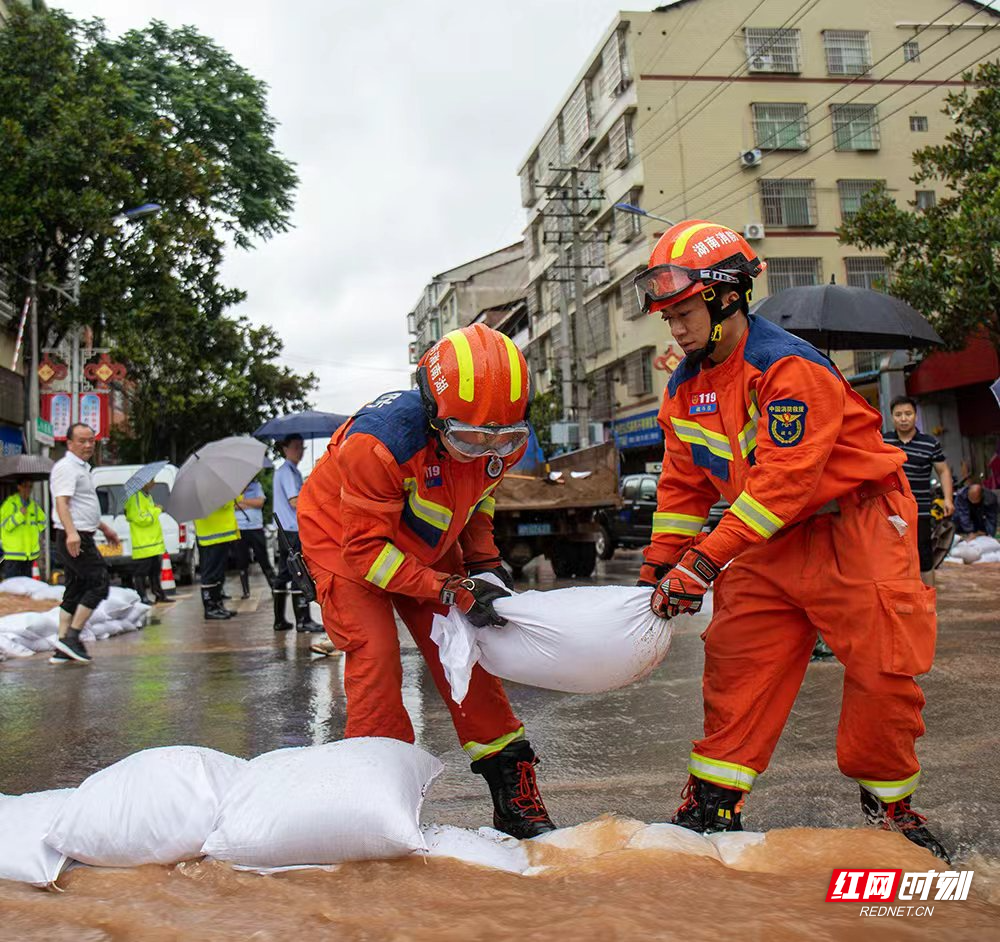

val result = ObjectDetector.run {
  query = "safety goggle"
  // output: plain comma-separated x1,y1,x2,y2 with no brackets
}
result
633,265,740,314
438,419,530,458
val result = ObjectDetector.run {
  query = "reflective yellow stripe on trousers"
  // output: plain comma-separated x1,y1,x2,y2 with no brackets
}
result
652,512,707,537
463,725,525,761
857,771,921,802
688,751,758,792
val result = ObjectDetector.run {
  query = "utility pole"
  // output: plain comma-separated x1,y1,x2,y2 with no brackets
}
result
25,262,39,455
569,166,590,450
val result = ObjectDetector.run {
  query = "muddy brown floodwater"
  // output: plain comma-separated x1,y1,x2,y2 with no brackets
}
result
0,819,998,941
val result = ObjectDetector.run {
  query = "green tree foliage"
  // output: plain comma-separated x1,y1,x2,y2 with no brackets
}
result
0,7,314,461
528,374,562,457
839,60,1000,352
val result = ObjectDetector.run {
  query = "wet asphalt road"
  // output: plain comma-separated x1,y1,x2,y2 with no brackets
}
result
0,554,997,862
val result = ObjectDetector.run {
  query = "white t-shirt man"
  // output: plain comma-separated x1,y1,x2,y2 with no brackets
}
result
50,451,101,531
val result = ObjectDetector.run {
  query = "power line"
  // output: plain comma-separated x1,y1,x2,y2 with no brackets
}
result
638,0,972,223
282,353,411,373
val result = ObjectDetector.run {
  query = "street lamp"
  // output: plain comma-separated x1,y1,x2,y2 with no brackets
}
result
613,203,676,227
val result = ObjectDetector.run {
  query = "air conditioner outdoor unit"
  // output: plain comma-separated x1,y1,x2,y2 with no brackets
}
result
743,222,766,241
740,148,763,169
751,54,773,71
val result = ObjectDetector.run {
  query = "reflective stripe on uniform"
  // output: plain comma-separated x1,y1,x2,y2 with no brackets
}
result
730,490,784,539
857,771,921,803
2,551,28,560
499,333,523,403
670,417,734,461
670,223,715,259
403,478,453,531
652,511,706,536
738,392,761,459
463,725,526,761
365,542,406,589
443,329,475,403
688,751,758,792
195,528,238,544
477,496,496,518
466,481,502,523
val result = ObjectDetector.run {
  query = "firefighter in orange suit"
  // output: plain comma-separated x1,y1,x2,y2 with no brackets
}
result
634,219,947,860
298,324,555,839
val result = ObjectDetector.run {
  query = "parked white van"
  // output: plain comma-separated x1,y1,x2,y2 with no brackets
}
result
90,464,197,584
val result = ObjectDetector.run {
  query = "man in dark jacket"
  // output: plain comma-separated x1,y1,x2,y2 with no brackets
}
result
954,484,998,539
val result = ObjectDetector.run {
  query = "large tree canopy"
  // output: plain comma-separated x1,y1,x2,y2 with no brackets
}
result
839,60,1000,353
0,6,314,461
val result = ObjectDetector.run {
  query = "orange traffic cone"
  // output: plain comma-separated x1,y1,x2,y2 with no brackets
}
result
160,553,176,595
31,559,41,580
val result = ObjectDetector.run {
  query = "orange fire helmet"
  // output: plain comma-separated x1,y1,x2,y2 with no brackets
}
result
417,324,532,440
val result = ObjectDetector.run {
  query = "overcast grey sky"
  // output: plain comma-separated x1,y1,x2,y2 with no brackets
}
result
55,0,660,414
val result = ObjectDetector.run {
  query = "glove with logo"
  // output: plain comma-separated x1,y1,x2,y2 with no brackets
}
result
440,575,510,627
466,559,515,590
650,548,720,619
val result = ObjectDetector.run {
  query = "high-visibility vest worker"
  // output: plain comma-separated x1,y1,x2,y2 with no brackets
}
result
0,486,47,574
194,500,239,620
124,489,166,560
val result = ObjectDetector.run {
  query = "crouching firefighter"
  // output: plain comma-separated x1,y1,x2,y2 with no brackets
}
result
298,324,556,839
634,219,948,861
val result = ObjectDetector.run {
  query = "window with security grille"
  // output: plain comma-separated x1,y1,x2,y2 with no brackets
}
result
582,297,611,358
830,103,880,151
625,346,654,397
589,368,614,421
904,40,920,63
601,29,630,100
766,258,821,292
539,122,563,184
614,189,642,242
753,103,809,151
0,277,12,325
909,115,928,132
759,179,816,227
744,27,802,73
845,257,888,291
837,179,882,220
609,113,634,168
520,162,536,208
583,237,609,291
563,83,592,157
621,266,646,320
916,190,937,211
824,30,871,75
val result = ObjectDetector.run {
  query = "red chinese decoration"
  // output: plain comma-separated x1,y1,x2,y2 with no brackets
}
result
654,344,683,374
37,353,68,387
83,352,127,388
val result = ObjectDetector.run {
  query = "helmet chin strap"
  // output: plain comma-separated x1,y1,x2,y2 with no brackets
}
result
687,286,747,365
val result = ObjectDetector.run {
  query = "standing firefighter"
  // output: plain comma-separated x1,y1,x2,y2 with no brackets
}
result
634,220,947,860
298,324,555,839
1,479,46,578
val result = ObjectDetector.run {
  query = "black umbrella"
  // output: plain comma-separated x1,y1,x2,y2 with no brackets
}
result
0,454,54,482
752,285,942,351
253,410,349,442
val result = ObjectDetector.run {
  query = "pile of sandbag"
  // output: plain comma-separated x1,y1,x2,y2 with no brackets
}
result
0,580,150,660
431,576,675,704
943,534,1000,565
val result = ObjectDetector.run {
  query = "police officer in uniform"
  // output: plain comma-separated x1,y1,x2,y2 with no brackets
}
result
195,499,240,620
1,479,47,578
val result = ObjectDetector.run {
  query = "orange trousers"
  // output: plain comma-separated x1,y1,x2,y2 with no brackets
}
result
691,483,937,803
314,565,523,759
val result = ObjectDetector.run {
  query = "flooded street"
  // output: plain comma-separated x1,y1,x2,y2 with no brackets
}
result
1,555,998,939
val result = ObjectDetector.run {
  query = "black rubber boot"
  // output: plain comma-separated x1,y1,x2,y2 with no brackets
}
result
133,574,152,606
672,775,745,833
470,739,556,839
293,595,324,633
860,787,951,863
273,593,293,631
239,569,251,599
212,585,236,617
202,587,230,621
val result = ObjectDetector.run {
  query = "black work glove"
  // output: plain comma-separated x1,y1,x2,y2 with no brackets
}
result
440,575,510,627
466,561,515,590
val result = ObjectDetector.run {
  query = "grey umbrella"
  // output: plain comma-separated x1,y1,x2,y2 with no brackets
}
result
122,460,170,503
0,454,55,482
752,284,942,350
166,436,270,522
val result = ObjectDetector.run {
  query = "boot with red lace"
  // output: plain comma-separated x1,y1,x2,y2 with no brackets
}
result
860,787,951,863
672,775,745,833
470,739,557,839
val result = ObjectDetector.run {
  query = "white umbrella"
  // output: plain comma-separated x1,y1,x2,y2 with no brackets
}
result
166,436,270,522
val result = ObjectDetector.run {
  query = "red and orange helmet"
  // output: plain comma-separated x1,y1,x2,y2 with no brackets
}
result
634,219,765,315
417,324,532,458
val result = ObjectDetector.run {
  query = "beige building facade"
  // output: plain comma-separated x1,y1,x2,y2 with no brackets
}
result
517,0,998,466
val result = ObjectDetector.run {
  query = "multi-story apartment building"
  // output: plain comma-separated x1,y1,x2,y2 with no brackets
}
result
407,241,526,364
518,0,998,470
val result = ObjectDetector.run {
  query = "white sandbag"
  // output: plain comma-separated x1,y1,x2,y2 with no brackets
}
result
626,822,721,860
420,825,529,874
966,535,1000,554
0,611,40,635
948,543,981,564
98,586,138,619
0,790,74,886
0,634,35,658
45,746,247,867
973,551,1000,564
707,830,766,867
432,578,672,703
201,738,442,867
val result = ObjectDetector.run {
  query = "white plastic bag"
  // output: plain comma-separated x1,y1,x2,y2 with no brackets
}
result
45,746,247,867
201,738,442,867
420,825,529,874
431,579,672,703
0,790,74,886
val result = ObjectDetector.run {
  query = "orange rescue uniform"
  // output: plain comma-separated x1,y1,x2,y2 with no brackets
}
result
647,314,937,802
298,389,524,760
